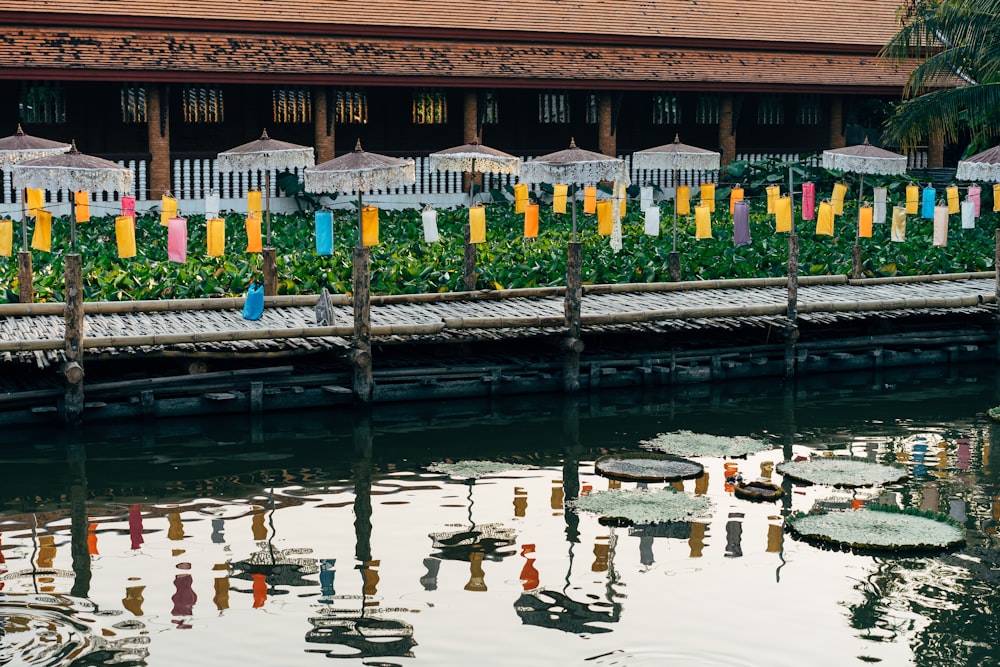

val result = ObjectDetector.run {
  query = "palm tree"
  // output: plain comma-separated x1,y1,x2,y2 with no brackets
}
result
881,0,1000,153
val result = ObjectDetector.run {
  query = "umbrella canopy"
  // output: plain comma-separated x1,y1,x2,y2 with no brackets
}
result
520,138,628,185
12,141,132,194
0,124,71,173
428,141,520,175
303,140,415,195
216,128,315,173
631,134,721,172
821,137,907,176
956,145,1000,182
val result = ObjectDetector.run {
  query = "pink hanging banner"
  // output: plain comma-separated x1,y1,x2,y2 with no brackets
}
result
968,185,982,217
801,183,816,220
121,195,136,219
167,216,188,263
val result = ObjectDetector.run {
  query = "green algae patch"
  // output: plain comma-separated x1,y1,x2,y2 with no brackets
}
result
776,458,908,488
786,505,965,554
641,430,770,458
427,460,533,480
595,452,704,482
570,487,712,526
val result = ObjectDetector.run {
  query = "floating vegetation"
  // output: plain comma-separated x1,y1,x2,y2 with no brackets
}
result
988,406,1000,423
733,480,783,502
641,430,770,458
569,487,712,525
785,505,965,554
426,460,532,480
594,452,703,482
776,458,908,488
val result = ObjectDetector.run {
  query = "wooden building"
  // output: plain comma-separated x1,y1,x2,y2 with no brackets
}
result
0,0,924,201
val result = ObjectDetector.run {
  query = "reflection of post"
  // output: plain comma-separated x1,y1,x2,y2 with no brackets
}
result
64,253,85,425
353,409,375,594
352,246,373,403
785,233,799,378
68,441,91,598
563,243,583,393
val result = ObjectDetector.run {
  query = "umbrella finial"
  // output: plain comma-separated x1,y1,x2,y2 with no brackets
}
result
69,139,80,154
354,138,364,152
569,137,577,149
674,133,681,144
863,136,870,145
15,123,24,136
260,128,270,141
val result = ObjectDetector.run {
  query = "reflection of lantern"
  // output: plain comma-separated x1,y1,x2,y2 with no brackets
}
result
688,522,706,558
592,535,610,572
723,462,739,492
519,544,539,591
550,480,563,510
513,487,528,517
766,524,782,553
123,585,146,616
464,551,487,592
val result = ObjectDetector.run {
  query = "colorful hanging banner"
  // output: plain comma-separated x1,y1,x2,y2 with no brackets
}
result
946,186,960,214
160,194,178,226
968,185,981,217
553,184,568,214
921,186,936,219
858,206,873,238
362,206,380,246
468,206,486,244
583,186,597,214
168,217,188,263
524,204,539,239
932,205,948,246
115,215,136,258
801,182,816,220
639,186,653,211
246,216,263,253
733,200,750,247
121,195,136,219
831,183,847,216
206,217,226,257
315,210,333,255
906,185,919,215
995,184,1000,212
891,206,906,242
700,183,715,212
695,204,712,239
676,186,690,215
643,206,660,236
74,191,90,223
961,200,975,229
775,196,792,233
422,207,440,243
766,185,780,214
816,201,834,236
26,188,44,217
596,200,613,236
873,187,887,223
0,219,11,257
248,190,263,217
729,187,744,215
205,191,220,220
514,183,528,214
31,210,51,252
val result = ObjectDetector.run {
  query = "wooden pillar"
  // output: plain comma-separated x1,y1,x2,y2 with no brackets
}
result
785,234,799,378
851,244,863,280
147,84,171,199
18,251,33,303
828,96,846,149
314,86,334,164
463,223,477,291
598,93,615,158
63,253,85,425
262,247,278,297
928,130,945,169
563,242,584,392
463,90,479,194
352,246,373,404
995,230,1000,361
718,94,736,166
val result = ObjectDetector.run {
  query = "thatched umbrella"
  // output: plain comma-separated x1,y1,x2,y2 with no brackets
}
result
429,140,520,204
956,145,1000,182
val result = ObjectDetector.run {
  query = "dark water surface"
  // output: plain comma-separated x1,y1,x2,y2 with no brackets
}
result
1,364,999,666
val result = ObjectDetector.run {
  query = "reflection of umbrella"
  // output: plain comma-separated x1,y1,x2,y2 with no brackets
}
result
13,141,133,252
216,129,315,246
632,135,721,263
822,138,907,278
956,145,1000,182
428,141,520,205
428,479,517,562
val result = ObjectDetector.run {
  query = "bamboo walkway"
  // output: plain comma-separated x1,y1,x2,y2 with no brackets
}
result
0,273,995,370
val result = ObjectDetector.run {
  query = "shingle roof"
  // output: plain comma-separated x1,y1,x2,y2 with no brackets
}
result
0,0,906,51
0,26,913,92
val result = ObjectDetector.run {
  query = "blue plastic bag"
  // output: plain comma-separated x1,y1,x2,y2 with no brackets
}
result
242,281,264,320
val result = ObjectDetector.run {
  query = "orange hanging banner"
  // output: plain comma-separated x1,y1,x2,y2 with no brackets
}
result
583,186,597,214
514,183,528,214
994,184,1000,212
0,219,11,257
115,215,136,258
858,206,873,238
729,187,744,215
207,217,226,257
74,191,90,223
468,206,486,243
26,188,44,217
248,190,263,218
816,201,834,236
245,215,262,253
31,210,52,252
596,200,613,236
362,206,380,246
676,186,690,215
523,204,539,239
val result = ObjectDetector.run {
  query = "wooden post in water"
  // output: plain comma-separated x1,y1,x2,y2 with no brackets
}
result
786,233,800,378
18,252,33,303
995,230,1000,360
64,253,85,425
262,247,278,297
851,244,863,280
668,251,681,282
352,246,373,403
463,223,477,291
563,241,583,392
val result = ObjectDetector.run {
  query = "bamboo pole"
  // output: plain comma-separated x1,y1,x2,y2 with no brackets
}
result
63,253,85,425
463,223,477,291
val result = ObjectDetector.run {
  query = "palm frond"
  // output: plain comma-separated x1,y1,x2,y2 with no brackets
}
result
883,82,1000,148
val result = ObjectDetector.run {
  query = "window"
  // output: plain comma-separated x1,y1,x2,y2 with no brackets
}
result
653,95,681,125
335,89,368,124
796,94,821,126
481,91,499,125
538,91,570,124
20,82,66,125
273,87,312,124
412,90,448,125
120,84,147,124
757,94,784,125
585,94,599,125
182,85,224,123
695,94,719,125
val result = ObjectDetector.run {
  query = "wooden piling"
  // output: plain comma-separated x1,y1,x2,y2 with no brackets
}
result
463,223,477,291
668,250,681,282
995,229,1000,361
851,244,862,280
563,241,583,392
64,253,85,425
17,251,33,304
785,233,800,378
352,246,373,403
262,247,278,297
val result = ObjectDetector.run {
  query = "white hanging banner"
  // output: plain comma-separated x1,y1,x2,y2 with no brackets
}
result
639,186,653,211
421,207,440,243
205,191,220,220
961,200,976,229
873,187,887,224
644,206,660,236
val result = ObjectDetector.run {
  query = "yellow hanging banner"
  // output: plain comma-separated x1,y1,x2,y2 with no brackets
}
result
161,195,178,226
695,204,712,239
730,187,744,215
816,201,834,236
891,205,907,241
245,215,262,253
676,186,690,215
553,184,568,214
583,186,597,214
766,185,780,214
468,206,486,244
994,184,1000,212
859,206,873,238
207,217,226,257
74,191,90,223
31,210,52,252
26,188,44,217
115,215,136,258
524,204,539,239
831,183,847,215
946,186,960,214
248,190,263,217
700,183,716,213
596,200,613,236
362,206,380,246
514,183,528,214
906,185,920,214
774,196,792,232
0,219,12,257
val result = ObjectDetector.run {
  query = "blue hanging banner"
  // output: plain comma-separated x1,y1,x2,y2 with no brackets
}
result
921,186,936,219
315,210,333,255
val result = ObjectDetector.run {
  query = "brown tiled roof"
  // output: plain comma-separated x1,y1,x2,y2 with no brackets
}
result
0,26,913,92
0,0,907,51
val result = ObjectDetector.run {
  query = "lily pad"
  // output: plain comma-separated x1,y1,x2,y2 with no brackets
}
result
786,505,965,554
988,406,1000,422
569,487,712,525
641,430,770,458
595,452,703,482
426,460,532,480
776,458,907,488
